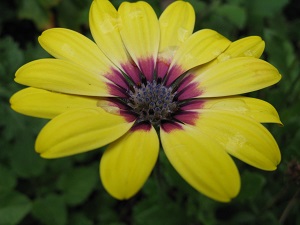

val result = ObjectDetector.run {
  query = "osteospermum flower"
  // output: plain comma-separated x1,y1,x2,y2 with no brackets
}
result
10,0,282,202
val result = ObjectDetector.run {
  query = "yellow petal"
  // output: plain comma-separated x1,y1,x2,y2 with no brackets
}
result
118,1,160,80
89,0,130,69
15,59,112,96
36,108,134,158
160,124,240,202
38,28,116,74
195,36,265,74
100,126,159,199
194,110,281,170
194,57,281,97
157,1,195,79
218,36,265,61
198,96,282,124
10,87,100,119
166,29,230,85
159,1,194,54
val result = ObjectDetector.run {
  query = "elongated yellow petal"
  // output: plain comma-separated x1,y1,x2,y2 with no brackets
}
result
38,28,116,74
194,57,281,97
100,126,159,200
159,1,194,53
118,1,159,80
10,87,100,119
89,0,130,68
218,36,265,61
36,108,134,158
195,36,265,74
160,125,240,202
198,96,282,124
39,28,130,91
157,1,195,79
15,59,112,96
194,110,281,170
166,29,230,85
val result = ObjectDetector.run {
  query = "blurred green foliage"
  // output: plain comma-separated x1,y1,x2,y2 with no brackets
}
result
1,0,300,224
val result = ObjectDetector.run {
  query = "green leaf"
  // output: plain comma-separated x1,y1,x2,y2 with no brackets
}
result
24,43,50,61
10,133,46,178
0,191,32,225
56,0,89,30
48,157,73,173
237,171,266,201
0,165,17,192
68,213,93,225
32,194,67,225
133,200,187,225
247,0,289,17
18,0,52,30
37,0,61,8
229,211,256,224
264,29,295,73
215,4,246,29
0,1,14,23
57,165,99,206
0,37,24,81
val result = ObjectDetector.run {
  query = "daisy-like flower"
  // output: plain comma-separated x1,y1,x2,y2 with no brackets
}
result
10,0,282,202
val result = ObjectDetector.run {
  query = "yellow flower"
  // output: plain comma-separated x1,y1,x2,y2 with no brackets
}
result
10,0,282,202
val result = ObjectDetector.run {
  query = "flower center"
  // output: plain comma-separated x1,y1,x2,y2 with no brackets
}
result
128,81,178,126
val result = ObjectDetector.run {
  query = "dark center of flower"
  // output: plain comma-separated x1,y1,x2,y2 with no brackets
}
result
128,81,178,126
